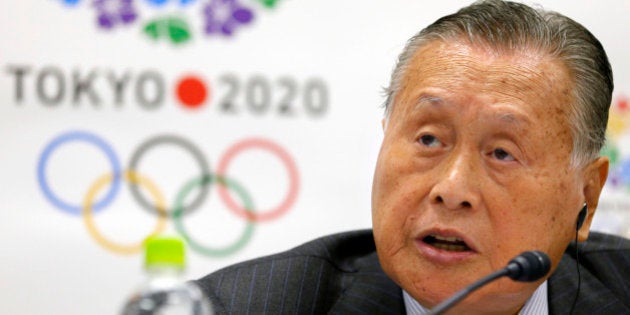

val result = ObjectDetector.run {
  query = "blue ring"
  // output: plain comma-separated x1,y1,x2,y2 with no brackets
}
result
61,0,81,6
145,0,169,6
144,0,196,7
37,131,122,216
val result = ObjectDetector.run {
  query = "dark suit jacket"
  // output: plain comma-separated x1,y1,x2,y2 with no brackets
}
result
195,230,630,314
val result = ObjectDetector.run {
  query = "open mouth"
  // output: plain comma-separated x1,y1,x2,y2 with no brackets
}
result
423,235,471,252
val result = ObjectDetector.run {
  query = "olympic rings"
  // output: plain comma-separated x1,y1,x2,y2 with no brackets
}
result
36,130,300,257
217,138,299,222
37,130,122,216
83,170,168,255
128,134,211,216
173,174,255,257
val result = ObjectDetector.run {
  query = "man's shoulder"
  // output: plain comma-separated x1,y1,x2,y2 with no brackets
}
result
202,229,376,276
580,231,630,253
549,232,630,314
574,231,630,276
577,231,630,297
194,229,394,314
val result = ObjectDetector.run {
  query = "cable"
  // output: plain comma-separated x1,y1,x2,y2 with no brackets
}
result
568,230,581,315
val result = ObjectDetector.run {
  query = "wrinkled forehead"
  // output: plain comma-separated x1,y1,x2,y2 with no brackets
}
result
391,40,575,122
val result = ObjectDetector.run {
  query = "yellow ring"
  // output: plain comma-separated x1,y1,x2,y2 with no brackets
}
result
82,170,167,255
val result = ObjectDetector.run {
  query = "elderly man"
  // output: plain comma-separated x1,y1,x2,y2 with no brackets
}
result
196,0,630,314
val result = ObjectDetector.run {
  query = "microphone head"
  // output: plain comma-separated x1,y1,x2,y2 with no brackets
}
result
505,251,551,282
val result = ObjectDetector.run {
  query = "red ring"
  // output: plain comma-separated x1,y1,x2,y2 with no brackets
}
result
217,138,299,222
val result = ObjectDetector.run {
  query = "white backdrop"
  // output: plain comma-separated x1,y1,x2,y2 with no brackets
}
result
1,1,629,314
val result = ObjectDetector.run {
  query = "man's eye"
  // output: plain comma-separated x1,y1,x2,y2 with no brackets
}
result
419,134,441,148
493,148,515,161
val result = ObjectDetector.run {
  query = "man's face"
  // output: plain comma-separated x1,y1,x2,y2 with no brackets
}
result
371,40,602,313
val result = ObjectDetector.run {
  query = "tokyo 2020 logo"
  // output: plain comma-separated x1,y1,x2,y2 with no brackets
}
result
37,130,299,257
57,0,281,44
603,96,630,190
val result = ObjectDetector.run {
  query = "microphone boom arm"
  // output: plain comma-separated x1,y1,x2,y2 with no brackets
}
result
425,250,550,315
426,268,508,315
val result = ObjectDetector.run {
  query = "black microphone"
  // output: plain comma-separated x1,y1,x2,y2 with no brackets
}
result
426,251,551,315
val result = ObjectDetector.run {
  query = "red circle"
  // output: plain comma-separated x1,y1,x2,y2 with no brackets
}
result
617,96,629,112
176,76,208,108
217,138,299,222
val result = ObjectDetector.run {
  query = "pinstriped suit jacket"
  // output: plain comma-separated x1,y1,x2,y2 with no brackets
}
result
195,230,630,315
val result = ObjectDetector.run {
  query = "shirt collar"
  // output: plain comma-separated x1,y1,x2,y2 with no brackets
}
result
403,281,548,315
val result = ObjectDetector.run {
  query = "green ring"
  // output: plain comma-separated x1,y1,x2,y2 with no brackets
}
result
172,174,255,257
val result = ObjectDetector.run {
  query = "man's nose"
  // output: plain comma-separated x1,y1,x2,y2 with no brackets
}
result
428,152,481,210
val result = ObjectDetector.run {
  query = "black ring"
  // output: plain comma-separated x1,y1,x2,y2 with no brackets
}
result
127,134,211,216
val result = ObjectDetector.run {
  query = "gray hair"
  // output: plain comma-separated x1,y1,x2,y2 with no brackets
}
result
383,0,613,167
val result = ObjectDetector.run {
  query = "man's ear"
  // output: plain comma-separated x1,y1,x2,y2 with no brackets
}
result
578,156,609,241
